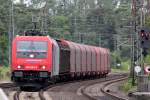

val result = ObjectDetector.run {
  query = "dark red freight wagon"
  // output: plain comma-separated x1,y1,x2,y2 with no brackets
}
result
79,44,87,74
91,47,97,73
63,40,110,77
56,40,70,76
94,47,100,74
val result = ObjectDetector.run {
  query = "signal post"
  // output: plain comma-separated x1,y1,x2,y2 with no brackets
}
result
131,29,150,100
130,0,150,99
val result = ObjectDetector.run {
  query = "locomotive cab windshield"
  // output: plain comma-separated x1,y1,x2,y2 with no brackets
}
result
17,41,48,58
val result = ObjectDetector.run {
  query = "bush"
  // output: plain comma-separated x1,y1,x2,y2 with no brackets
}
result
0,66,10,80
145,55,150,64
0,34,9,66
120,61,130,71
119,78,136,93
111,52,121,68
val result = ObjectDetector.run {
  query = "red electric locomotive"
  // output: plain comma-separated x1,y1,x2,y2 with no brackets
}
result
11,36,53,83
11,32,110,86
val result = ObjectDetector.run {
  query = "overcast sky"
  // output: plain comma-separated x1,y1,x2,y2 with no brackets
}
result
13,0,30,4
13,0,20,3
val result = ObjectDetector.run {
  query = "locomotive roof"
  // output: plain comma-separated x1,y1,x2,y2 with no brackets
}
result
14,35,50,39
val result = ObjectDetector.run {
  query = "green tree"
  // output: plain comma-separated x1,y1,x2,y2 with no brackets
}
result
0,35,8,66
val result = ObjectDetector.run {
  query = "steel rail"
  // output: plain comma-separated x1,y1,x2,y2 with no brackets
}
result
101,76,128,100
13,91,21,100
81,73,128,100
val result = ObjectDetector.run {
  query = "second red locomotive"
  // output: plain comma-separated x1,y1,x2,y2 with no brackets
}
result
11,35,110,84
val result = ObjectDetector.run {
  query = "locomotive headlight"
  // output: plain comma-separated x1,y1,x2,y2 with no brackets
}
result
42,66,46,69
17,65,24,69
17,66,21,69
29,54,34,58
39,66,46,70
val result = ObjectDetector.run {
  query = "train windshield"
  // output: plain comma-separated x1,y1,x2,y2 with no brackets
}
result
17,41,47,58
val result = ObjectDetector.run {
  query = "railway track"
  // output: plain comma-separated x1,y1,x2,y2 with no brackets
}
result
0,83,16,88
101,76,129,100
13,90,46,100
13,90,20,100
39,90,46,100
0,73,128,100
11,83,54,100
81,73,128,100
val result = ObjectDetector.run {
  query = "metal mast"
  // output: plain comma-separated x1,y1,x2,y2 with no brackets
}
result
8,0,15,66
131,0,145,85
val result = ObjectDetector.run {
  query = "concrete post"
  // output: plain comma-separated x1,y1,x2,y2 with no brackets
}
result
137,75,149,92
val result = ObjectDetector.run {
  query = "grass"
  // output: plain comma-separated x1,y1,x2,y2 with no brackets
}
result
111,68,129,73
119,78,137,93
112,62,136,93
112,60,130,73
0,66,10,81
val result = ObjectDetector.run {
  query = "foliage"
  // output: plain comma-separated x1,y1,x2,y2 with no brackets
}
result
120,47,131,61
120,61,130,71
0,0,132,66
111,51,121,68
0,66,10,80
0,0,10,33
145,16,150,27
145,55,150,65
14,4,33,33
111,51,130,71
0,34,8,66
48,15,70,38
119,78,136,93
